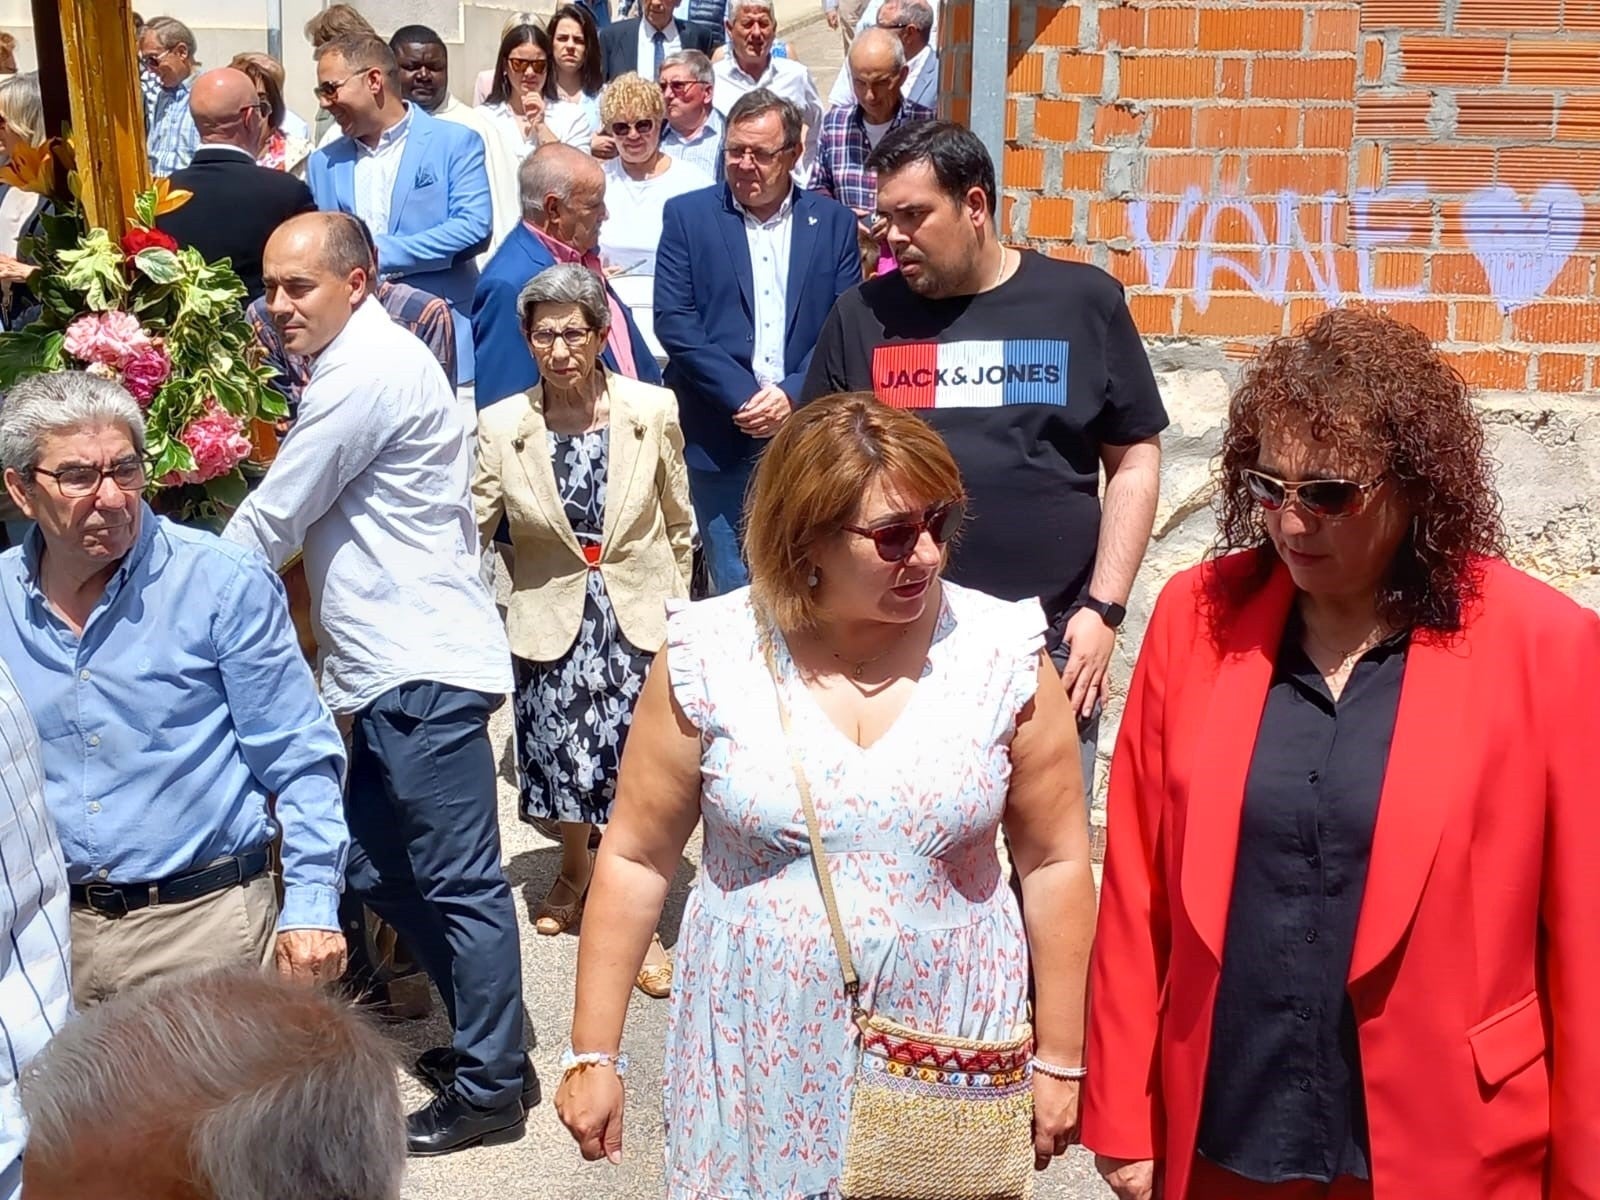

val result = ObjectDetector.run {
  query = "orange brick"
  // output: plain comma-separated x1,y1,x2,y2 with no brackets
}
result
1353,93,1431,139
1367,249,1428,292
1285,249,1359,295
1196,105,1299,150
1431,252,1489,295
1251,57,1357,101
1198,8,1304,52
1203,203,1281,246
1001,194,1017,237
1397,36,1508,85
1456,0,1560,27
1146,153,1216,193
1098,5,1142,48
1356,141,1384,188
1506,39,1600,86
1033,3,1081,48
1057,53,1106,95
1451,300,1506,341
1088,199,1131,240
1034,99,1083,141
1120,56,1218,100
1009,53,1046,92
1062,150,1110,189
1443,349,1532,389
1498,147,1600,193
1127,292,1178,335
947,0,972,43
1360,0,1443,25
1453,93,1555,139
1511,301,1600,343
1106,246,1148,287
1362,38,1385,84
1004,146,1045,190
1145,8,1198,50
1304,107,1356,149
1310,8,1360,53
1536,352,1589,390
949,96,972,127
1387,144,1496,192
1149,106,1194,148
1557,96,1600,141
1548,254,1594,296
1287,297,1334,330
1568,0,1600,30
1028,197,1077,240
1178,295,1287,337
1361,196,1435,240
1247,152,1349,195
1045,243,1096,264
1220,60,1248,100
1354,298,1450,339
1094,103,1144,143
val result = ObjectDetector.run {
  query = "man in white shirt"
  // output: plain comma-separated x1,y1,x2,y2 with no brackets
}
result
712,0,822,172
226,212,532,1159
659,50,724,180
828,0,938,112
0,658,71,1200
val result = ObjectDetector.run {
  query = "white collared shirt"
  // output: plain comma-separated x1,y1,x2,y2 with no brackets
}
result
224,297,512,714
351,105,414,237
713,55,823,172
736,188,795,387
637,17,682,82
829,44,939,111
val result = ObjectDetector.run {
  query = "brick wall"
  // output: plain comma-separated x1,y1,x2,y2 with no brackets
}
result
939,0,1600,392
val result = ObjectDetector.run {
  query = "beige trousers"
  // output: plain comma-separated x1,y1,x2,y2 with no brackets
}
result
70,872,278,1008
839,0,871,44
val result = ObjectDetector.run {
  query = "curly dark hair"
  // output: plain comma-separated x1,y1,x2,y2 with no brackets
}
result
1210,308,1505,634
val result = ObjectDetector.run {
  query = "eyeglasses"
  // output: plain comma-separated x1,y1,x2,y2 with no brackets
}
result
723,143,792,167
609,118,656,137
138,45,176,68
659,79,701,94
32,459,147,498
1242,469,1386,519
313,75,353,101
843,499,966,563
876,19,913,30
506,56,549,75
528,327,595,350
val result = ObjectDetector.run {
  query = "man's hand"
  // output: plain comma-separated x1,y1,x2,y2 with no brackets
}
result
825,8,840,28
275,929,347,985
733,384,792,439
1061,606,1116,720
1096,1156,1159,1200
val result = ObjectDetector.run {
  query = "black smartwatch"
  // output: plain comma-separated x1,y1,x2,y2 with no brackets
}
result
1080,595,1126,629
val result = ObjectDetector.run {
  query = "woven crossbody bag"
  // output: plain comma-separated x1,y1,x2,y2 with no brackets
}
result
763,641,1036,1200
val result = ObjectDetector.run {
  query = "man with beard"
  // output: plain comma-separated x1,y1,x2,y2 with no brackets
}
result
802,121,1168,796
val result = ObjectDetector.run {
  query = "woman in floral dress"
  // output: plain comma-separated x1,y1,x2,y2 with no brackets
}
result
472,263,692,994
555,394,1099,1197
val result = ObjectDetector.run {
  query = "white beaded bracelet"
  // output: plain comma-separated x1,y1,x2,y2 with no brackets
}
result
1031,1057,1088,1081
560,1048,631,1079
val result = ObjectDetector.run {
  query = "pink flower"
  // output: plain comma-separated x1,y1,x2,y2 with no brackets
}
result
62,310,152,369
170,402,252,484
120,343,171,404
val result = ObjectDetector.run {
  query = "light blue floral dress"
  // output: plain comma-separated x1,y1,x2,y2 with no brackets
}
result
659,582,1041,1199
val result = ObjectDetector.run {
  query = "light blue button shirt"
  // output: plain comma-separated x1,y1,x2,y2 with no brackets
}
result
146,74,200,175
0,510,349,931
661,108,725,182
0,658,71,1200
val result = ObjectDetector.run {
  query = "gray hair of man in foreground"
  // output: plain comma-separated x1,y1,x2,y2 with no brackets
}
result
0,370,147,481
21,967,406,1200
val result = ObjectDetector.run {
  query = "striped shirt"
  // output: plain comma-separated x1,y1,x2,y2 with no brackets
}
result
0,659,71,1200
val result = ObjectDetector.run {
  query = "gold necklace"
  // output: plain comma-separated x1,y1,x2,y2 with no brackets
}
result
824,624,912,680
1303,624,1386,667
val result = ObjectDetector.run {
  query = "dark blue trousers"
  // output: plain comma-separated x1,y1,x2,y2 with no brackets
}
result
345,680,525,1108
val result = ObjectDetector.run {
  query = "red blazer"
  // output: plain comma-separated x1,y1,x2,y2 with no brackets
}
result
1082,552,1600,1200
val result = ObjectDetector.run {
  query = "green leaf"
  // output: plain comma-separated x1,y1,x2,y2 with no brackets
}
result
55,227,125,311
0,328,51,388
39,330,64,370
206,468,249,510
132,247,183,285
133,189,157,228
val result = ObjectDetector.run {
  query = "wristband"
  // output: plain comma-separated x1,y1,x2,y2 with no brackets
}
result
560,1048,631,1079
1031,1057,1088,1081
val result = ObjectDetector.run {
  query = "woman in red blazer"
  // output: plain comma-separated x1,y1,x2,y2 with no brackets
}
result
1083,309,1600,1200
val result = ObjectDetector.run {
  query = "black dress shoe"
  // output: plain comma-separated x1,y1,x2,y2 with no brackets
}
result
406,1088,526,1157
414,1047,542,1110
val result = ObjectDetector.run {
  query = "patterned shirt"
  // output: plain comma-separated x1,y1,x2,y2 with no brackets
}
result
810,98,935,215
248,279,457,415
661,108,725,182
146,74,200,176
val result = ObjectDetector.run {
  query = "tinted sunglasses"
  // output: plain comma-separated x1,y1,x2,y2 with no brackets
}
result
1242,469,1384,519
609,118,656,137
843,499,965,562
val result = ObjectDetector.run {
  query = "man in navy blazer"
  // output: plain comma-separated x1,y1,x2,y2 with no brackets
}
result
655,89,861,594
307,34,492,394
600,0,719,81
472,145,659,412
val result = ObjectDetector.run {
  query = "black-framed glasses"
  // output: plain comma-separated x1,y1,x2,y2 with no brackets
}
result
843,499,965,563
1242,469,1385,519
528,327,595,350
723,143,792,167
313,75,353,101
32,459,147,498
609,118,656,137
506,56,549,75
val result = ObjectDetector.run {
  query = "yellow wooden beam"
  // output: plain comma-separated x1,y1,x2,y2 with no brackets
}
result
53,0,150,232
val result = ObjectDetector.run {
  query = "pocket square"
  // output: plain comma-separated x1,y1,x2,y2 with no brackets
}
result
415,168,437,187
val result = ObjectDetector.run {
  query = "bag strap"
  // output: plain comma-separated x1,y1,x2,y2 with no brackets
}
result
761,635,862,1009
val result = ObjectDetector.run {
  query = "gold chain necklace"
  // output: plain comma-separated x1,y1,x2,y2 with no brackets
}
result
825,624,912,680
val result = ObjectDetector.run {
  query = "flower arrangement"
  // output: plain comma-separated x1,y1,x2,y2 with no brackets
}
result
0,136,283,519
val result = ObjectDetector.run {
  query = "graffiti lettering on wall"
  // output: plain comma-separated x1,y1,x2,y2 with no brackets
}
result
1129,184,1584,314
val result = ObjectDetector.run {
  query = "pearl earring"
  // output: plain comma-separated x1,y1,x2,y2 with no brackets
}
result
807,568,819,588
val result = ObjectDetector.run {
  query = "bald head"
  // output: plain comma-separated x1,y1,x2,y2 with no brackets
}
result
262,212,376,358
519,143,608,253
849,27,908,123
189,67,265,149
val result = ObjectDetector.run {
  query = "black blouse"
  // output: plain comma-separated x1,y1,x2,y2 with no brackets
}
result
1196,616,1409,1184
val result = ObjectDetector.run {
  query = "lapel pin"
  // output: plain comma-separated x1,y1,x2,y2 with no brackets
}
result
512,437,525,451
808,215,818,226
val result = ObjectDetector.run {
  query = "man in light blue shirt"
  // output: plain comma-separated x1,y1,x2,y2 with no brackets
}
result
139,16,201,175
659,50,725,181
0,371,349,1007
0,657,71,1200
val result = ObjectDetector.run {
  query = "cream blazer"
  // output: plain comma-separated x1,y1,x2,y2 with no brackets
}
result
473,371,695,662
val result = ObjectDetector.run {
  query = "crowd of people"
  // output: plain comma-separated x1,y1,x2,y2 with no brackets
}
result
0,4,1594,1200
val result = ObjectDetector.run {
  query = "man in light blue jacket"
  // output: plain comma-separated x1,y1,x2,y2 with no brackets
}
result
307,33,492,396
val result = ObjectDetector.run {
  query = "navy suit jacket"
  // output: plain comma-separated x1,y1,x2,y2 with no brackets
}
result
654,184,862,472
471,222,660,410
600,18,720,80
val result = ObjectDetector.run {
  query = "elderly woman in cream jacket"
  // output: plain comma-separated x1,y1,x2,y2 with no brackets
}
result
473,263,692,997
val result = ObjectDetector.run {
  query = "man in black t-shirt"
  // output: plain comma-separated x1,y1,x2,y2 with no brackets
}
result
802,120,1167,789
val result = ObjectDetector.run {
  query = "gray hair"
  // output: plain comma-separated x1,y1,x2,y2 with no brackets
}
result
883,0,934,36
21,967,406,1200
850,26,906,72
0,372,147,482
660,48,713,86
727,0,776,23
0,73,44,147
726,87,802,149
144,14,198,55
517,263,611,335
518,142,596,221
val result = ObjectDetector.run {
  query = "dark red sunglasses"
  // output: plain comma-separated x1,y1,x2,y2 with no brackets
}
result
843,499,966,562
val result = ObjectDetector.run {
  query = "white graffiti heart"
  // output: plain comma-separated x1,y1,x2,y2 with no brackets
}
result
1463,183,1583,313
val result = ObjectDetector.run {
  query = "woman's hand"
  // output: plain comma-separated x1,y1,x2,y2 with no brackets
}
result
1032,1074,1081,1169
0,254,36,284
590,130,618,159
555,1064,626,1164
1096,1155,1160,1200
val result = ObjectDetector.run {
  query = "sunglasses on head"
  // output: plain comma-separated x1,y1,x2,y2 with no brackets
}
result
609,118,656,137
843,499,965,563
1242,469,1384,519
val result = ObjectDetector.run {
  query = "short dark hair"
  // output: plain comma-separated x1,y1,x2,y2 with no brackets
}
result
390,24,446,55
315,212,378,285
317,33,399,90
726,87,802,149
868,119,997,219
